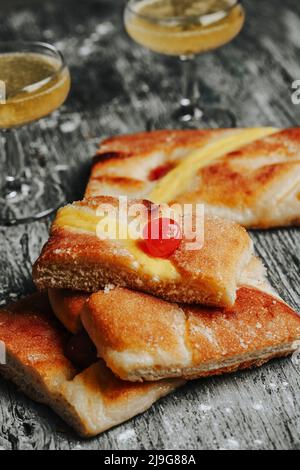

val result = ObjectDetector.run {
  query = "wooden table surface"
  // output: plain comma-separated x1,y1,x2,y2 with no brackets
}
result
1,0,300,450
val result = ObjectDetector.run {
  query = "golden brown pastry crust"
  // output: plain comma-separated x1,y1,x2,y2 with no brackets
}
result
33,196,253,307
48,288,88,334
0,293,183,437
86,128,300,228
175,129,300,228
86,129,238,199
81,286,300,382
48,255,274,339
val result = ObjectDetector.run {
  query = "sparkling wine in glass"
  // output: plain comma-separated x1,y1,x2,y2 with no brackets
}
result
0,42,71,225
124,0,245,127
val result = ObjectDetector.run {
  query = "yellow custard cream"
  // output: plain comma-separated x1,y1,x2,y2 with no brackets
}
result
149,128,278,203
54,206,179,280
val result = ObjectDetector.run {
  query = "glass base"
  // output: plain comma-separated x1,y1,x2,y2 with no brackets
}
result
172,103,236,129
0,176,64,226
145,104,237,131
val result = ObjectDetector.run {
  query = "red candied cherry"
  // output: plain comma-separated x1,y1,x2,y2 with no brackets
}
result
141,217,182,258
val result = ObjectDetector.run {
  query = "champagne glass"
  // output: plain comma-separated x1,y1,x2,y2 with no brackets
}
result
124,0,245,127
0,42,71,225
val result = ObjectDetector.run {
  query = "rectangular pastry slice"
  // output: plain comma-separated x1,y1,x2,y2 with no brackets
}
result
48,288,88,334
33,196,254,307
48,256,273,333
86,128,275,200
86,128,300,228
81,283,300,382
0,293,183,437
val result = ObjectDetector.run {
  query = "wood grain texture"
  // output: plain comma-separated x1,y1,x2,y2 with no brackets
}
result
0,0,300,450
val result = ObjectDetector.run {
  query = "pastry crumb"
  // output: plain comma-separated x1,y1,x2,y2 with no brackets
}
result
104,283,115,294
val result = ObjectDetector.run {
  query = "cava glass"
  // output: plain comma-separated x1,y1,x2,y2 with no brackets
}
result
124,0,245,127
0,42,71,225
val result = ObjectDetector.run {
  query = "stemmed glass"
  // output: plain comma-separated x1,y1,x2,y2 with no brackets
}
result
0,42,71,225
124,0,245,128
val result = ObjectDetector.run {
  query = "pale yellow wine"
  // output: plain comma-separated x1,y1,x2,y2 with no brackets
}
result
0,52,70,128
125,0,245,56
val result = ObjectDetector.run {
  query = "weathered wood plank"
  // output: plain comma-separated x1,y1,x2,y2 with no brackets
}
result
0,0,300,450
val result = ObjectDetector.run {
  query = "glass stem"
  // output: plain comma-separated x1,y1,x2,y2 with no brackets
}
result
180,54,199,107
0,128,24,199
177,55,203,123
